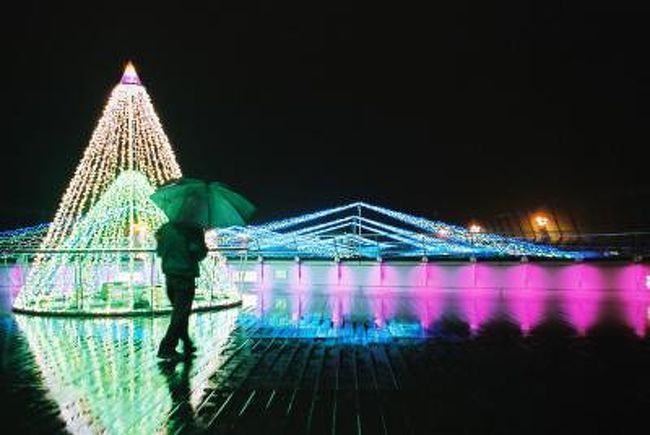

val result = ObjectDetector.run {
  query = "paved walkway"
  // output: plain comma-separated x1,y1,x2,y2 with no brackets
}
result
3,294,650,434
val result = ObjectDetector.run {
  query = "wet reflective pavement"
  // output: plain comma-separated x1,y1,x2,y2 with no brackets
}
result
3,286,650,434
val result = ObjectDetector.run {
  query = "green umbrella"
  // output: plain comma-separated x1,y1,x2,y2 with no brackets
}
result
150,178,255,228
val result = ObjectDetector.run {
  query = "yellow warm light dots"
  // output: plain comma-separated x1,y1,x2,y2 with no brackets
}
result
18,63,239,314
23,62,182,304
468,223,482,234
40,66,182,251
204,229,219,249
131,222,149,235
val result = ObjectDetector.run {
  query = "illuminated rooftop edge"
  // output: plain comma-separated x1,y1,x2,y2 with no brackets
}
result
1,202,597,259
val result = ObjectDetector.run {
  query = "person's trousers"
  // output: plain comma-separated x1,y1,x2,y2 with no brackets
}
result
159,275,196,352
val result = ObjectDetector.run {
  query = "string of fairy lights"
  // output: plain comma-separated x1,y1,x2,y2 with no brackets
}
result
21,171,166,302
14,310,237,433
0,223,49,251
2,62,595,315
216,202,591,259
16,172,235,313
4,200,593,262
41,63,181,251
12,63,235,314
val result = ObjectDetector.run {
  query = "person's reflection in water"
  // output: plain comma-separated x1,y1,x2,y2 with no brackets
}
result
158,359,197,433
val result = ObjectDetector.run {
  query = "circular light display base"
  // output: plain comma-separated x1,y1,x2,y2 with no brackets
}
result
13,292,242,317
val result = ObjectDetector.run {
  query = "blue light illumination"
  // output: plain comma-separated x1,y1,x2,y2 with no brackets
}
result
1,202,597,260
0,224,50,251
217,202,595,260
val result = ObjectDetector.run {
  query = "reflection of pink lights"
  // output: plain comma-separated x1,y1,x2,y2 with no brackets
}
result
256,290,269,317
406,263,428,287
374,298,386,327
372,291,398,328
247,262,650,338
508,290,545,335
291,294,303,321
331,296,345,327
414,291,444,329
459,288,495,333
9,265,24,299
290,262,311,291
327,262,342,287
564,290,601,336
335,263,355,287
381,264,401,286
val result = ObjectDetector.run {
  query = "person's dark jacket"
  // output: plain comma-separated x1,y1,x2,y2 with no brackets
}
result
155,222,208,278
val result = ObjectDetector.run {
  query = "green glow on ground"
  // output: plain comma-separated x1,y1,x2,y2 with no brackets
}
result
15,309,238,433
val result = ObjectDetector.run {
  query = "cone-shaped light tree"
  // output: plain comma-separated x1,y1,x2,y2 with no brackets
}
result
18,171,168,310
16,63,237,314
41,62,182,250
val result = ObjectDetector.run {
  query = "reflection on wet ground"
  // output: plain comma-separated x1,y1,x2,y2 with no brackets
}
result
2,285,650,434
0,289,237,434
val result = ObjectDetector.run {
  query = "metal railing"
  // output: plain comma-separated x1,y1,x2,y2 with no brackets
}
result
1,248,250,315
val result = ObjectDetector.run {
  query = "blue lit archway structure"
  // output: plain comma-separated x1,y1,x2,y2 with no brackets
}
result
214,202,594,260
1,202,597,261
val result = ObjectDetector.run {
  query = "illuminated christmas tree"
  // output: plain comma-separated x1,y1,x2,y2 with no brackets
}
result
41,62,182,250
16,64,237,314
18,171,165,310
55,170,167,251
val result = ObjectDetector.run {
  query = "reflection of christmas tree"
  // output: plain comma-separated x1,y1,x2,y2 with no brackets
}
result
14,310,237,433
42,62,181,250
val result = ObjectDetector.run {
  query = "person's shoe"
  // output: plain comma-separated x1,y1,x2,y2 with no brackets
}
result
181,339,197,355
157,349,185,361
183,340,198,354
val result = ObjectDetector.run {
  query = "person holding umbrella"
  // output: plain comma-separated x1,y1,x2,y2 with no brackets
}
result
151,178,255,360
155,219,207,359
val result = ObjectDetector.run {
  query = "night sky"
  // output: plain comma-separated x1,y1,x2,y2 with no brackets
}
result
3,2,650,230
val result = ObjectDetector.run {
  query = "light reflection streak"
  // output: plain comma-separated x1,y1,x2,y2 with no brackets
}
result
15,309,237,434
243,283,650,341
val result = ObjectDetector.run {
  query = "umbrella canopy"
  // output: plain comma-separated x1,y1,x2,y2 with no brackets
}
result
150,178,255,229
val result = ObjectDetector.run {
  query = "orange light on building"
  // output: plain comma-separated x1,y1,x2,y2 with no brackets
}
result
531,212,553,243
534,214,549,228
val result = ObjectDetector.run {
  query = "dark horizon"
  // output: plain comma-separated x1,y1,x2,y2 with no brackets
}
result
3,2,650,231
